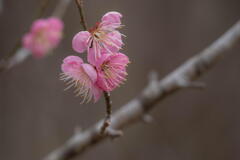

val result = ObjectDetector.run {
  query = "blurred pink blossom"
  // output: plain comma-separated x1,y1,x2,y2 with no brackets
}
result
72,11,123,65
22,17,63,58
60,56,102,103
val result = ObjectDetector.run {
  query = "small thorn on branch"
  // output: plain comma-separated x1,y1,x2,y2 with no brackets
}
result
100,118,111,135
144,71,160,96
177,78,205,89
105,128,123,139
148,71,159,84
142,114,154,124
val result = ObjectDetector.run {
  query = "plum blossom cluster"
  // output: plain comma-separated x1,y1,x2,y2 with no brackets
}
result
60,11,129,103
22,17,64,58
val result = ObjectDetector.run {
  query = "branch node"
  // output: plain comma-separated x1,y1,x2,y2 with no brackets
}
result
148,70,159,83
142,114,154,124
100,118,110,135
178,79,205,89
106,128,123,139
144,71,160,96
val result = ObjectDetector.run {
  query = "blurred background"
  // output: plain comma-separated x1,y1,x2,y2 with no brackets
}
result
1,0,240,160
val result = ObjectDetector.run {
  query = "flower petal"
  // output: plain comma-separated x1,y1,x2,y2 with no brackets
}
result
88,49,109,66
110,52,129,65
31,43,49,58
46,31,63,47
47,17,64,31
91,85,102,103
81,63,97,83
104,31,123,52
101,11,122,24
22,33,33,49
61,56,84,79
72,31,90,53
95,52,129,91
31,19,48,33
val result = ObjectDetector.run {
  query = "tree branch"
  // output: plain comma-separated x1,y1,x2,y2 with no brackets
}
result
43,20,240,160
0,0,71,73
74,0,87,30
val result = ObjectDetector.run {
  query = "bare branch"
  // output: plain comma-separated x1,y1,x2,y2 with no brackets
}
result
43,20,240,160
74,0,87,30
36,0,52,18
0,0,71,73
52,0,71,18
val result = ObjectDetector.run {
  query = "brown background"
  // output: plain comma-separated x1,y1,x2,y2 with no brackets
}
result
1,0,240,160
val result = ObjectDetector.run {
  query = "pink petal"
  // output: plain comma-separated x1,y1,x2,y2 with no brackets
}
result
61,56,84,77
95,52,129,92
88,49,109,66
22,33,33,49
47,31,62,46
31,19,48,33
105,31,123,52
87,48,96,65
101,11,122,24
31,44,48,58
91,85,102,103
63,55,83,65
96,74,112,91
47,17,64,31
72,31,90,53
110,52,129,64
81,63,97,83
87,48,106,66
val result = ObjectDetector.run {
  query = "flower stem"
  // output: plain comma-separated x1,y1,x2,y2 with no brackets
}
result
74,0,113,135
74,0,87,30
100,91,112,135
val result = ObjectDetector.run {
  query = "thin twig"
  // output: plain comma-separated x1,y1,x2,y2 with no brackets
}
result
43,20,240,160
36,0,52,18
52,0,71,18
100,92,112,135
74,0,114,134
74,0,87,30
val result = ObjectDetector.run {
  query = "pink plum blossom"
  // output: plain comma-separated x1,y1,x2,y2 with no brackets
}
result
95,52,129,92
60,11,129,103
72,11,123,65
22,17,64,58
60,56,102,103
